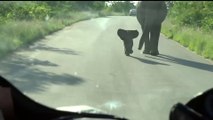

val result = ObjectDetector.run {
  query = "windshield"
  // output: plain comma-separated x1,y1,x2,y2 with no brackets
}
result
0,1,213,120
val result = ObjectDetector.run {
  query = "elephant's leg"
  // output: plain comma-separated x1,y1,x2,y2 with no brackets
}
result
150,23,161,56
138,32,145,50
138,25,144,50
138,25,151,53
142,25,151,54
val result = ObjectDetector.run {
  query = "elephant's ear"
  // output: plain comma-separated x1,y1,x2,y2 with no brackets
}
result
117,29,139,41
117,29,128,41
127,30,139,39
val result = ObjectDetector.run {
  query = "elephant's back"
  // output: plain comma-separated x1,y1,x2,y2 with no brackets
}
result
136,1,167,24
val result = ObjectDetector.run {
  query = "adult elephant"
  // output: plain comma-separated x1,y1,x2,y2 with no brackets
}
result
136,1,168,56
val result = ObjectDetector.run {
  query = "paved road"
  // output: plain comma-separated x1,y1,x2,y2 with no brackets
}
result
0,16,212,120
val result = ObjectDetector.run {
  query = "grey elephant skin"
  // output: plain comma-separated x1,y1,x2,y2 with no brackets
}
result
117,29,139,56
136,1,168,56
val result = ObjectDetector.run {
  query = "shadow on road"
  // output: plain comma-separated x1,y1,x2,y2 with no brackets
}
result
8,55,58,67
130,56,170,66
0,55,84,93
146,54,213,72
28,43,81,55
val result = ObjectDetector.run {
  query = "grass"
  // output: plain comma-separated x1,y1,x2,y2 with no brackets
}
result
162,18,213,60
0,11,99,58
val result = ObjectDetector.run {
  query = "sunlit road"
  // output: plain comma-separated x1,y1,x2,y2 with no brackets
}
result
0,16,213,120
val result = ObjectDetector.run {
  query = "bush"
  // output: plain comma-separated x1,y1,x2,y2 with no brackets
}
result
0,1,50,22
169,1,213,31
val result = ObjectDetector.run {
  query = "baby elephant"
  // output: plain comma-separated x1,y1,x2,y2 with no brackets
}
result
117,29,139,56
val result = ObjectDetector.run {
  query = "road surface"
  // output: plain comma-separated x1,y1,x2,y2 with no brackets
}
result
0,16,212,120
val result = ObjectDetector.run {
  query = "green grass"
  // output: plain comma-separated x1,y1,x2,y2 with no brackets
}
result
162,18,213,60
0,11,99,58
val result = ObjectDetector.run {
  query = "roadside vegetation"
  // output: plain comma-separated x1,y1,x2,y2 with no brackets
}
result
162,1,213,60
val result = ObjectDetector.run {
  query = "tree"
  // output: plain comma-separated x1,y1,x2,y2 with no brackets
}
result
108,1,135,14
169,1,213,30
